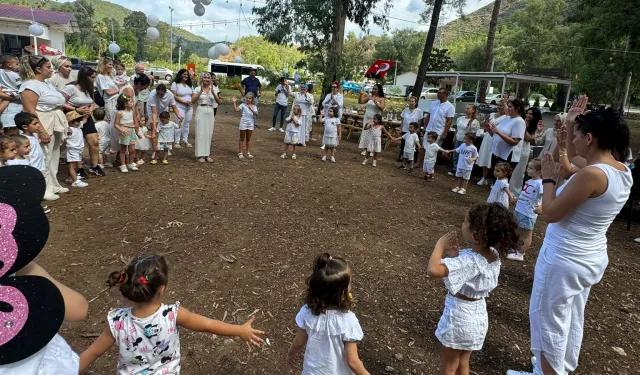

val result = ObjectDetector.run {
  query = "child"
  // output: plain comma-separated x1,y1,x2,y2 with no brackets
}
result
287,253,370,375
6,134,30,165
0,54,22,135
362,114,399,167
93,108,112,168
156,111,180,165
320,107,342,163
135,124,153,165
400,122,421,172
78,254,265,374
427,203,519,375
114,93,139,172
113,61,129,88
423,131,441,181
281,104,302,159
507,158,543,262
232,93,258,159
66,111,88,187
0,134,17,165
14,112,47,212
442,133,479,195
487,162,514,208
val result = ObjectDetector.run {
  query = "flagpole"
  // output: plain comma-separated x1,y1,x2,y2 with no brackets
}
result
393,61,398,86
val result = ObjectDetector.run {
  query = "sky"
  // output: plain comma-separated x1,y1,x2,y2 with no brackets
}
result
65,0,494,43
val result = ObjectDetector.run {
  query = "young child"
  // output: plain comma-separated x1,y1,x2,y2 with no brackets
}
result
487,162,514,208
282,104,302,159
114,93,139,173
232,93,258,159
362,114,399,167
156,111,180,165
427,203,519,375
5,134,30,165
287,253,370,375
135,124,153,165
400,122,421,172
93,108,112,168
78,254,265,374
442,133,479,195
0,54,22,135
0,134,17,165
113,61,129,88
423,131,442,181
507,158,543,262
14,113,49,213
65,111,88,188
320,107,342,163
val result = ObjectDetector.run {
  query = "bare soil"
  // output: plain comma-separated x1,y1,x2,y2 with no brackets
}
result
38,104,639,374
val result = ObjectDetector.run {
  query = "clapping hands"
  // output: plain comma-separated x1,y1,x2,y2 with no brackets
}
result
438,231,460,258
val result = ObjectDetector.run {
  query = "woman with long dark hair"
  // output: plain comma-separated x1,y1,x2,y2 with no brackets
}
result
170,69,194,148
62,66,104,176
357,83,385,155
489,97,526,172
510,106,543,196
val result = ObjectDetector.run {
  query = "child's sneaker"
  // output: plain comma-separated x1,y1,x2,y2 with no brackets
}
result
238,153,244,159
320,145,325,150
506,252,525,262
71,180,88,188
321,155,326,162
451,187,460,193
458,188,466,195
162,160,169,165
137,159,145,165
246,153,254,159
372,160,377,167
477,178,487,186
127,163,139,171
330,156,336,163
362,159,368,165
292,154,297,160
167,150,172,156
119,165,128,173
361,150,367,156
280,153,287,159
150,159,157,165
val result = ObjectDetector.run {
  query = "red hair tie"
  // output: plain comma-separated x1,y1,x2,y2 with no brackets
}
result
117,272,125,285
139,276,147,285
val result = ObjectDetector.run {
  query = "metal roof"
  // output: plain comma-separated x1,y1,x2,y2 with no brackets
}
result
0,4,73,26
424,71,572,86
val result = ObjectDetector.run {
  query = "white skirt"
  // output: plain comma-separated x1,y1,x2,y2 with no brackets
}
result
358,128,372,149
477,134,493,168
367,136,382,153
324,135,338,148
436,294,488,351
284,131,300,145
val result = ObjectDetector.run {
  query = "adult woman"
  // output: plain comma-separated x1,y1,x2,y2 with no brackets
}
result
398,96,422,162
193,72,219,163
291,85,314,146
322,82,344,120
48,56,73,91
450,103,479,174
489,97,526,172
477,101,507,185
19,55,69,200
510,107,542,195
507,96,632,375
61,66,104,176
357,84,385,155
170,69,194,148
534,113,566,157
121,74,151,126
146,84,182,163
95,57,119,123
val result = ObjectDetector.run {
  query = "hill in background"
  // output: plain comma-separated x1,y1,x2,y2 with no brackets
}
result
441,0,526,43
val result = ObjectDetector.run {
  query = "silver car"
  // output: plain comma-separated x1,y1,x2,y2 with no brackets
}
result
144,66,174,81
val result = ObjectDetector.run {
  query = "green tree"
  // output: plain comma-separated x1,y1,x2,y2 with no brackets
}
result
124,11,149,61
231,36,304,75
342,32,377,80
373,29,426,75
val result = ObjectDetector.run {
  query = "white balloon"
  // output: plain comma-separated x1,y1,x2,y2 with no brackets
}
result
29,23,44,37
234,56,243,63
201,0,212,5
108,42,120,54
194,3,205,16
146,27,160,40
208,47,219,60
215,43,230,56
146,15,160,27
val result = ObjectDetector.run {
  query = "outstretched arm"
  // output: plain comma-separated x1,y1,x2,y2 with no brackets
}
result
78,327,115,374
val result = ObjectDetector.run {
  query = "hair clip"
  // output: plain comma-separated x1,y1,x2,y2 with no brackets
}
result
139,276,147,285
117,272,125,285
329,256,333,260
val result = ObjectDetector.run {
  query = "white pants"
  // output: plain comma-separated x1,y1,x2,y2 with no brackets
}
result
298,114,308,146
175,104,193,144
41,132,64,197
529,245,607,375
510,141,531,196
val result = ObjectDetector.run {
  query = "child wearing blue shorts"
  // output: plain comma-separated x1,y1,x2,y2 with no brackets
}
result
507,158,543,261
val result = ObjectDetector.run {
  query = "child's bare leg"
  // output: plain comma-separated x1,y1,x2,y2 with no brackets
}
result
162,150,168,161
283,144,289,154
520,228,533,254
373,152,378,161
0,100,9,114
441,346,461,375
292,144,296,154
128,144,136,163
461,179,469,190
455,350,472,375
246,130,253,153
69,162,78,182
119,145,127,166
239,130,246,154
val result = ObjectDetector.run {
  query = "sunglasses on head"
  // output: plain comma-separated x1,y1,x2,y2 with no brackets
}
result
29,55,47,67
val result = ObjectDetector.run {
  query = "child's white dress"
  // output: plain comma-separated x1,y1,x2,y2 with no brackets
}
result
296,305,364,375
135,126,152,151
284,115,301,145
0,334,79,374
367,126,382,153
488,178,510,208
323,117,340,148
435,248,500,351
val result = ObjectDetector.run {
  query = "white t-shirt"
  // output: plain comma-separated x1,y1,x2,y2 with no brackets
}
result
286,114,301,133
25,134,45,171
455,116,480,142
402,132,420,154
424,142,442,164
0,69,21,94
95,74,118,100
48,73,74,92
323,117,340,137
5,158,29,166
426,100,455,136
490,116,526,161
95,121,110,146
158,121,179,143
455,143,478,171
146,90,176,118
400,107,423,133
62,85,94,107
275,84,290,106
487,178,510,208
515,178,544,219
19,80,66,112
66,127,84,150
296,305,364,375
238,103,256,128
170,82,194,106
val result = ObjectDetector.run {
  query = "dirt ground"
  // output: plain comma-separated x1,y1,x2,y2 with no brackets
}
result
38,104,639,374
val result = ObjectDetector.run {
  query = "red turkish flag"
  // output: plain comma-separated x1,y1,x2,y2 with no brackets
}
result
364,60,396,80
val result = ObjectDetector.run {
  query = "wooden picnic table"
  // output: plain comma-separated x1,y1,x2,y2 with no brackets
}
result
340,112,403,150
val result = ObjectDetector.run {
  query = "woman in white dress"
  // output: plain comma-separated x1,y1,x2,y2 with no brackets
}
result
95,58,120,154
290,85,314,146
477,102,507,185
193,72,219,162
357,84,385,155
170,69,194,148
510,106,542,196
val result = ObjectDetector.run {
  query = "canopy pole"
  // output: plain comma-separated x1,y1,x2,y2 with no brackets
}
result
475,80,480,104
501,75,507,95
515,82,520,102
454,74,459,109
564,83,572,113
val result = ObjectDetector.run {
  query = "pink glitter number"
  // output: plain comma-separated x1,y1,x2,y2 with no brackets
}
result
0,286,28,346
0,203,18,278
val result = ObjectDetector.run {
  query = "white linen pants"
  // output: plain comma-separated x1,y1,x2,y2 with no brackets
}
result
175,104,193,144
298,114,308,146
510,141,531,196
42,132,64,197
529,245,607,375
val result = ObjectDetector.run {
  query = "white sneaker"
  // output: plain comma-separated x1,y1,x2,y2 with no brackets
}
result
174,144,182,149
238,153,245,159
119,165,129,173
477,178,487,186
71,180,88,188
531,357,537,369
279,128,284,133
321,155,326,162
128,163,139,171
44,194,60,201
372,160,377,167
55,187,69,194
458,188,466,195
167,150,172,156
361,150,367,156
330,157,336,163
268,127,276,132
292,154,297,160
506,371,533,375
506,252,525,262
362,159,368,165
246,153,254,159
280,153,287,159
320,145,326,150
448,171,454,176
452,187,460,193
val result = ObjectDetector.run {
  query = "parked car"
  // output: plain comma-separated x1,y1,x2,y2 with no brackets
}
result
144,66,174,81
486,93,507,104
449,91,477,102
420,88,439,100
341,81,362,94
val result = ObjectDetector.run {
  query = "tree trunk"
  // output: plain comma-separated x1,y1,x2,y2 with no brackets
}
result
411,0,445,98
322,0,347,98
479,0,502,103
